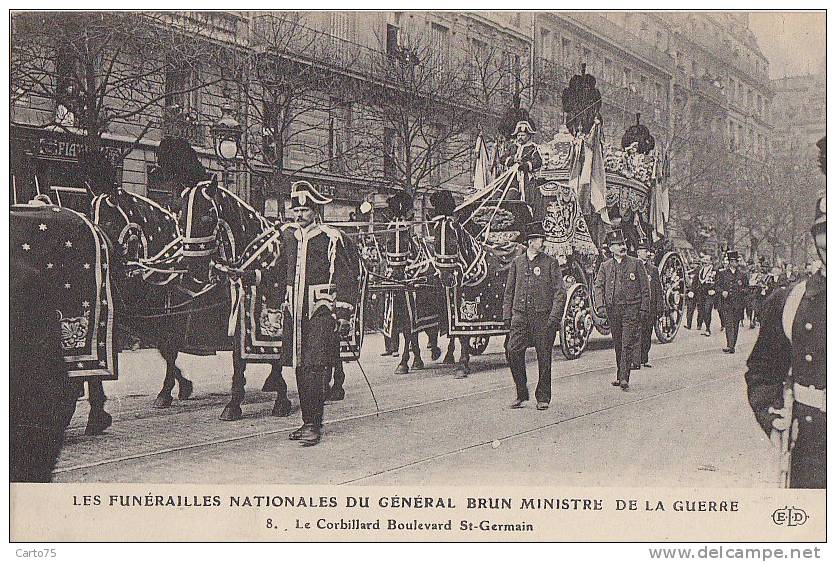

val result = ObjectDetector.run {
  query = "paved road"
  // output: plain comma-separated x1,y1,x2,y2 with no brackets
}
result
55,317,779,487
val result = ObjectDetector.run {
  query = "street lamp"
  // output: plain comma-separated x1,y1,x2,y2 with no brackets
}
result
211,102,242,187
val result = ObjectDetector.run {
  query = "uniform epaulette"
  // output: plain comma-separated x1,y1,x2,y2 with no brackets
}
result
319,223,344,241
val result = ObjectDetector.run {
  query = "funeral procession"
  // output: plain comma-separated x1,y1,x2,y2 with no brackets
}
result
9,11,826,489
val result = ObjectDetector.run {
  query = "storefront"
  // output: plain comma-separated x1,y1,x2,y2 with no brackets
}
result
10,126,125,212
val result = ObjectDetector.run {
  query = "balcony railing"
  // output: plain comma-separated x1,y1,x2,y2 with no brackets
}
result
692,77,726,107
560,12,675,73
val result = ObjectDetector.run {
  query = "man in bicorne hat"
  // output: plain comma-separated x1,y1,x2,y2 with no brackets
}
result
502,221,566,410
502,120,542,204
281,181,359,446
716,250,748,353
593,229,650,390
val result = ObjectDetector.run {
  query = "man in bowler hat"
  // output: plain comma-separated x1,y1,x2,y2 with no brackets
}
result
502,221,566,410
593,230,650,390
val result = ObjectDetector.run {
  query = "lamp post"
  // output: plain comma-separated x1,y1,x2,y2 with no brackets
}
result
210,102,242,190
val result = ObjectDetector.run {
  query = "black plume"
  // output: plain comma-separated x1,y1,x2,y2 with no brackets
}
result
621,113,656,154
386,190,413,219
562,63,602,136
79,149,117,194
498,93,535,140
157,137,208,187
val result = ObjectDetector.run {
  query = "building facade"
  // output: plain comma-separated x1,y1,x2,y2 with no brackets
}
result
10,11,774,224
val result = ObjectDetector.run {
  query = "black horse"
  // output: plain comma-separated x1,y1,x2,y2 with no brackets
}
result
175,177,292,420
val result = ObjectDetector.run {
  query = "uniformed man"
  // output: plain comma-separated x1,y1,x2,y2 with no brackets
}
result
502,221,566,410
281,181,359,446
593,230,650,390
745,193,826,488
684,265,699,330
716,250,748,353
502,120,542,203
694,254,717,336
635,240,665,368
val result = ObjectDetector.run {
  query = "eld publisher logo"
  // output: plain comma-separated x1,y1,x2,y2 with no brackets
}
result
772,506,809,527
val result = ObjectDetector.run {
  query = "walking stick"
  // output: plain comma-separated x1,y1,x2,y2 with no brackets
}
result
347,343,381,417
769,381,794,488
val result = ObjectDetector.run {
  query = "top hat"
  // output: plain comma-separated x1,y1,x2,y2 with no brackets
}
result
812,195,826,235
513,120,537,136
726,250,740,261
524,221,546,241
605,229,626,246
290,180,332,209
429,189,457,217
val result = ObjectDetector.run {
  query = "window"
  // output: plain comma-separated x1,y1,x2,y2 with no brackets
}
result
384,127,399,179
261,98,286,164
430,22,450,62
329,100,353,173
386,24,400,57
330,12,355,41
604,58,613,83
541,28,553,60
164,61,200,114
55,47,82,123
561,38,572,66
623,67,632,89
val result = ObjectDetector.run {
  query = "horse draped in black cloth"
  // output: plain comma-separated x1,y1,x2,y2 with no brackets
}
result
81,142,292,421
10,203,117,473
381,191,445,374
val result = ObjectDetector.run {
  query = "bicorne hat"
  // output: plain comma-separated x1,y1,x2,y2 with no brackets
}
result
512,120,537,136
290,180,332,209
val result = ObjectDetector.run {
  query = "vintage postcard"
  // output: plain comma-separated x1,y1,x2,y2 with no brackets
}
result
7,5,827,546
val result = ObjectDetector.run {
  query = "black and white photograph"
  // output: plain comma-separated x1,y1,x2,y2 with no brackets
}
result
7,5,827,544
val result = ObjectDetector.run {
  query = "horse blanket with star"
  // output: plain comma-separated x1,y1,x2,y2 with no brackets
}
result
10,204,118,379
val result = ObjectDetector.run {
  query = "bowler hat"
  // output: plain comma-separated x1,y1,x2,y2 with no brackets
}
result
524,221,546,241
605,230,625,246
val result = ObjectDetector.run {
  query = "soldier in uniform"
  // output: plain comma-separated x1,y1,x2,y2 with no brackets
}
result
502,221,566,410
501,120,542,203
593,230,650,390
716,250,748,353
635,240,665,368
745,193,826,488
281,181,359,446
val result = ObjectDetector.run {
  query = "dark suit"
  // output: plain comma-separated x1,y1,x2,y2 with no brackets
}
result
501,141,542,204
502,251,566,403
694,265,717,331
636,260,665,365
745,272,826,488
593,255,650,383
716,267,748,350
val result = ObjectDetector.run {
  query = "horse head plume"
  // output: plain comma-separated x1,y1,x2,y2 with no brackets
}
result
562,63,603,136
621,113,656,154
157,137,208,187
79,148,118,196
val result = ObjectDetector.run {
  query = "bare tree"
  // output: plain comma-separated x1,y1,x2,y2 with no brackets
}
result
10,12,227,157
231,13,373,195
359,28,484,198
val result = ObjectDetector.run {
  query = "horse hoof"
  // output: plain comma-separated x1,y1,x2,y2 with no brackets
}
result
262,373,280,392
84,411,113,436
177,378,193,400
412,360,425,370
442,353,456,365
395,364,409,374
219,404,242,421
271,400,293,417
152,394,173,409
430,347,442,361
